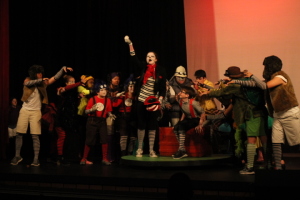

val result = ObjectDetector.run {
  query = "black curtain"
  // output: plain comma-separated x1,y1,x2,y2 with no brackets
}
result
9,0,187,103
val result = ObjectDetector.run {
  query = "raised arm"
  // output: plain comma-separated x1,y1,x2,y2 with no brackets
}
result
124,35,144,71
124,35,135,56
46,66,73,85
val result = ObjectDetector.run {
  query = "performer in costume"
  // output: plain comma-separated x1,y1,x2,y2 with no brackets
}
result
80,81,116,165
232,55,300,170
162,66,194,127
112,74,137,156
77,75,95,159
11,65,73,166
55,75,88,165
194,69,218,114
124,35,166,157
201,66,268,174
106,72,123,162
172,86,206,159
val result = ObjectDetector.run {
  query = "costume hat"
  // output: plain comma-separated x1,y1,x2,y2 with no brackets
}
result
224,66,244,78
174,66,187,77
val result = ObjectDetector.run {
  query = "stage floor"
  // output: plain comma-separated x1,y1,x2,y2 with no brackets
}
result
0,153,300,199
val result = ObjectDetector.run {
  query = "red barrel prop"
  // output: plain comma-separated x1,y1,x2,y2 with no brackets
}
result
159,127,212,157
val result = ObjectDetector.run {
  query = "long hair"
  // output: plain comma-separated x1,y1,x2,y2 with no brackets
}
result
262,55,282,81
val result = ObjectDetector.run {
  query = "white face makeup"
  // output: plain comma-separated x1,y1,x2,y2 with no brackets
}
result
146,52,157,65
176,76,186,84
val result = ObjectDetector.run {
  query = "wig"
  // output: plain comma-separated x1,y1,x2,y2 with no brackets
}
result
262,55,282,81
28,65,44,80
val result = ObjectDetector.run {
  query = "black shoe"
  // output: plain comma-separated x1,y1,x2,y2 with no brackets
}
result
57,156,70,166
172,150,188,159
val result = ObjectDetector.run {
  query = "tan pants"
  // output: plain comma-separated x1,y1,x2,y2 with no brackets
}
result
16,108,42,135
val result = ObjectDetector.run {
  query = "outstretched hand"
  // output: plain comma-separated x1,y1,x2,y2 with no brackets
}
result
63,66,73,72
116,91,125,97
199,90,209,96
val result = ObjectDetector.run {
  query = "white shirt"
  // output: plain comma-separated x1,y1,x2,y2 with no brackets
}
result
22,87,42,110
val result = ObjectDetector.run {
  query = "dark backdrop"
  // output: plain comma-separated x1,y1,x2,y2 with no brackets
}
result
9,0,187,103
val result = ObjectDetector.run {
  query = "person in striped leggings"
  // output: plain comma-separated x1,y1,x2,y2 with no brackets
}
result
11,65,72,166
233,55,300,170
124,35,166,158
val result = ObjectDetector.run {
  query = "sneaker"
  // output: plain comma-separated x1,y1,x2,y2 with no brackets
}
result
149,150,158,158
11,156,23,165
239,167,255,175
172,150,188,159
102,160,112,166
136,149,143,157
80,158,93,165
31,160,40,167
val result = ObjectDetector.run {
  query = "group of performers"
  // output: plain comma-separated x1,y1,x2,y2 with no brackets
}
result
8,35,300,174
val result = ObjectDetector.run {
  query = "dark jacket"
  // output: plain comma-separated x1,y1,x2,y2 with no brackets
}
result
130,55,166,99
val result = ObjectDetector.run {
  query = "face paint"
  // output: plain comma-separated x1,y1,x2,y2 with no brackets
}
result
176,76,186,84
146,52,157,65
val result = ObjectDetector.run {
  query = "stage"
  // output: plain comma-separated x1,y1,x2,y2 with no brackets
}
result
1,153,300,200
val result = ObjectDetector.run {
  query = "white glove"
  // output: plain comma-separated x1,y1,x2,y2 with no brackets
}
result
159,97,163,105
124,35,132,44
116,91,125,97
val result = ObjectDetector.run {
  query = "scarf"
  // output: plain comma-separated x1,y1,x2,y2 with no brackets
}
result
143,64,156,85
